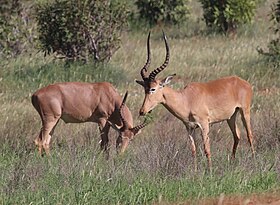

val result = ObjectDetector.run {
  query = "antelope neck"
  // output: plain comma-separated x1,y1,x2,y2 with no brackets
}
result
110,105,133,129
162,86,189,120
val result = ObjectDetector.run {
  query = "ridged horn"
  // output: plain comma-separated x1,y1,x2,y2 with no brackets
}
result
119,91,129,129
149,31,170,81
140,32,151,81
130,122,148,134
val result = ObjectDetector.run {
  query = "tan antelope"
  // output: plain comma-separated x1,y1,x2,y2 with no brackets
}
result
136,32,255,170
31,82,146,156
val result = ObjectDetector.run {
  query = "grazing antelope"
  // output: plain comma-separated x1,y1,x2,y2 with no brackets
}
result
136,32,255,170
31,82,146,156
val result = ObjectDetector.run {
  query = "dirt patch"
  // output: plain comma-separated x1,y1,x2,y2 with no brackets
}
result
194,193,280,205
196,193,280,205
155,192,280,205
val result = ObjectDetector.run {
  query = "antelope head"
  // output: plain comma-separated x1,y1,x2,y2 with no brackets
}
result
136,31,175,116
114,92,147,153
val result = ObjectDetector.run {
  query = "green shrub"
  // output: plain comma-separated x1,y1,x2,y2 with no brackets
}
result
35,0,129,62
0,0,37,58
199,0,256,34
258,1,280,66
135,0,190,26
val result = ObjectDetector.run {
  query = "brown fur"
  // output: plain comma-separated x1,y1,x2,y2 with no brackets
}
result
32,82,141,156
139,75,255,170
136,32,254,170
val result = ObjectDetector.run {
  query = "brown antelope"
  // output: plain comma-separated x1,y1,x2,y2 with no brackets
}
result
31,82,146,156
136,32,255,170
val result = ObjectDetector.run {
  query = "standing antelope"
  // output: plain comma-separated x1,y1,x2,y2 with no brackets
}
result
136,32,255,170
32,82,146,156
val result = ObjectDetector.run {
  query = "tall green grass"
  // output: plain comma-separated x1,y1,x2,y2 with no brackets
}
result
1,54,128,101
0,145,279,204
0,1,280,204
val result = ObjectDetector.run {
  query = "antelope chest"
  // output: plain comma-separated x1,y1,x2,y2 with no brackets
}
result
182,116,201,129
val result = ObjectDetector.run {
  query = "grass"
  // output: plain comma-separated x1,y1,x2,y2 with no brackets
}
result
0,146,279,204
1,1,280,204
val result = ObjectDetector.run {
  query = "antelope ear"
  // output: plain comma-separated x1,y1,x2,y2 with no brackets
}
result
135,80,145,87
160,73,176,86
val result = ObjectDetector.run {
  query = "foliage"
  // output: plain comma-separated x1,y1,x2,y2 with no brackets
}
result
1,1,280,203
258,1,280,66
199,0,256,34
0,55,127,96
135,0,190,26
35,0,129,62
0,0,37,58
0,150,279,204
1,31,280,204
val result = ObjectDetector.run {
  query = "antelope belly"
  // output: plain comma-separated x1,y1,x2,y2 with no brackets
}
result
61,113,90,123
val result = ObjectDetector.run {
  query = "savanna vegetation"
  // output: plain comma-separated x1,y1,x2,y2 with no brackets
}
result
0,0,279,204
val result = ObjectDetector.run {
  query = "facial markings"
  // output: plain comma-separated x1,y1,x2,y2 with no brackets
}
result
145,81,163,94
149,88,156,94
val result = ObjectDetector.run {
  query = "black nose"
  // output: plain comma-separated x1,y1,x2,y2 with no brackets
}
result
139,110,145,116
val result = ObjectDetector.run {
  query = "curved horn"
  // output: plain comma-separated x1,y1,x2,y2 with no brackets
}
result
119,91,129,129
140,32,151,80
149,31,170,81
130,122,148,134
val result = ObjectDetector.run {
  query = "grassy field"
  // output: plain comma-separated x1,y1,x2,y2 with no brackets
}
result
1,1,280,204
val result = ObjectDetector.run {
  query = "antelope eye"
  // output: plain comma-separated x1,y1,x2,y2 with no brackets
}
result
149,88,156,93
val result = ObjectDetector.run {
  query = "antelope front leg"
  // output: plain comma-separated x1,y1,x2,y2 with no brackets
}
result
200,122,212,171
185,125,197,171
98,119,110,159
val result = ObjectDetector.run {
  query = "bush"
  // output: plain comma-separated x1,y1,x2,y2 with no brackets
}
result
35,0,129,62
0,0,37,58
258,1,280,66
135,0,190,26
199,0,256,34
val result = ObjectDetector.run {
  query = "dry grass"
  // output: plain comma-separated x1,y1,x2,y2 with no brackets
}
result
0,1,280,204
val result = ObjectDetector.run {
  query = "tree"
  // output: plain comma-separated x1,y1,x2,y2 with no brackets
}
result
135,0,190,26
36,0,129,62
258,1,280,65
0,0,37,58
199,0,256,34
